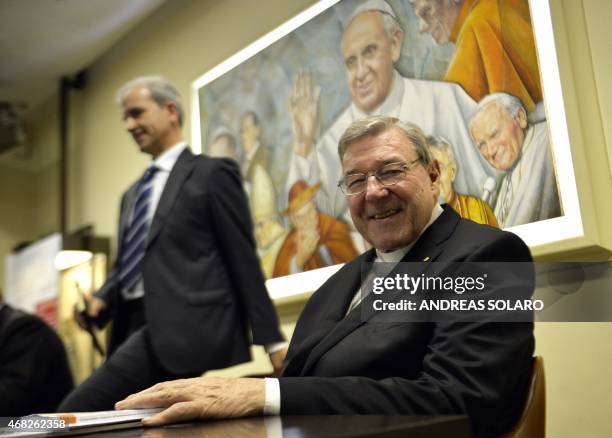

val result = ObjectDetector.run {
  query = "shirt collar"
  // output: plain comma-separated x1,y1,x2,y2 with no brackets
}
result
349,70,404,119
152,142,187,172
375,203,444,262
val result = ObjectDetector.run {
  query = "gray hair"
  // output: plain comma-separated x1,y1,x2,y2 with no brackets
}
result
426,135,456,165
116,75,184,126
474,92,525,119
338,115,433,165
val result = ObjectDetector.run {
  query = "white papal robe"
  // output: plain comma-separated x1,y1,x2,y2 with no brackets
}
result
494,122,560,228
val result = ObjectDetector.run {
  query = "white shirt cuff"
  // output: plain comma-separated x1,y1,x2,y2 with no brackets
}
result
264,342,288,354
264,377,281,415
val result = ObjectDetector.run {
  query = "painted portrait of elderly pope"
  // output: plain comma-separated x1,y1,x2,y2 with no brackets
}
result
194,0,561,279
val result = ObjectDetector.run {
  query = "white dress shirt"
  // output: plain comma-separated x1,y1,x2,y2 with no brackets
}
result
121,142,187,301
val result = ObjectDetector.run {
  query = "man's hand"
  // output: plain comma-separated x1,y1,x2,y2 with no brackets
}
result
74,292,107,330
268,348,288,377
289,70,320,157
115,377,265,426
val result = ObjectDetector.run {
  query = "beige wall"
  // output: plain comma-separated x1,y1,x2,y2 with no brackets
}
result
0,95,60,287
0,167,35,288
2,0,611,436
535,1,612,436
0,164,57,287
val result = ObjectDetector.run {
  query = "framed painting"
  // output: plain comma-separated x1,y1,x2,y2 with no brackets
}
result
191,0,581,299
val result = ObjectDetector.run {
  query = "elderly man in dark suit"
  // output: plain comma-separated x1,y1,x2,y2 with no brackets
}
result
117,116,534,437
59,76,285,411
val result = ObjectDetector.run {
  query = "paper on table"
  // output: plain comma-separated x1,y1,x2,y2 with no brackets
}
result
42,408,163,427
1,409,164,437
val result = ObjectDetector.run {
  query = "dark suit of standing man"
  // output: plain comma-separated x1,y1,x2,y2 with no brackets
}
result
118,116,534,438
59,76,285,411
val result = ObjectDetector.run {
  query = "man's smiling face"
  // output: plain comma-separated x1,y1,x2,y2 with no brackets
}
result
342,127,440,251
122,86,178,158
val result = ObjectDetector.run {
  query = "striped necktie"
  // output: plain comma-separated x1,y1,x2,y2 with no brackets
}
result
118,165,158,293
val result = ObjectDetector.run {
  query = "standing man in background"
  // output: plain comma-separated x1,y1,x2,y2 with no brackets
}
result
59,76,285,411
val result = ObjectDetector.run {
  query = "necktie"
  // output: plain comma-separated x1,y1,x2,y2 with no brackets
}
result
118,165,158,292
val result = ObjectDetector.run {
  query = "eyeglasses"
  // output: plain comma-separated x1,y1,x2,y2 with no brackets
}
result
338,159,422,196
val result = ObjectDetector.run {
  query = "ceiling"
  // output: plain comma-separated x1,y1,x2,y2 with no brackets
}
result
0,0,166,168
0,0,166,111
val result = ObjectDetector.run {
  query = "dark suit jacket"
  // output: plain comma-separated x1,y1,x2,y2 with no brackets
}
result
279,206,534,438
95,148,283,375
0,305,74,416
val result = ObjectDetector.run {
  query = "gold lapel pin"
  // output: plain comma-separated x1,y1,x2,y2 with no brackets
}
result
423,256,430,262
